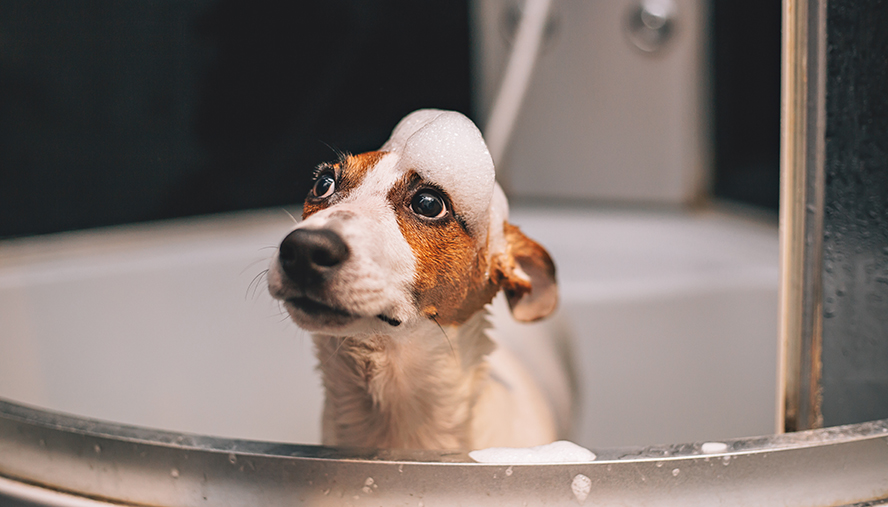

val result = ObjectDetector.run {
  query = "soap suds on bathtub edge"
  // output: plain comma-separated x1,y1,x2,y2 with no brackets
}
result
468,440,596,464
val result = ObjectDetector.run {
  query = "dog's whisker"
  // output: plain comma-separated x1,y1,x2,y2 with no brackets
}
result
245,269,269,300
282,208,299,225
239,256,273,276
275,299,294,323
431,315,456,361
323,336,350,367
319,140,346,161
250,270,269,301
267,309,289,321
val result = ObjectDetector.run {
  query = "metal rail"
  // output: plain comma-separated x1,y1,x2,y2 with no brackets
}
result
778,0,828,433
1,398,887,506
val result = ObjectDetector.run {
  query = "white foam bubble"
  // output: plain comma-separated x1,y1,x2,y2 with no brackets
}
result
486,183,510,259
380,109,496,239
381,110,444,152
701,441,729,454
468,440,596,464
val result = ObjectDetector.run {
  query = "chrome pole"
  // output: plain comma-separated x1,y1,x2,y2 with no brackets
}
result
778,0,827,433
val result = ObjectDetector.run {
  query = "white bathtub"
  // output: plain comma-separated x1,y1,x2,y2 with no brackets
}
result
0,205,778,448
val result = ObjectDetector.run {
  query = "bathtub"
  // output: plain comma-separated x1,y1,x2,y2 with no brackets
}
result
3,206,888,506
0,205,779,448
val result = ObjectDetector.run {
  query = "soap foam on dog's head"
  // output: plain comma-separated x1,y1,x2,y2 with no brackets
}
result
382,110,496,240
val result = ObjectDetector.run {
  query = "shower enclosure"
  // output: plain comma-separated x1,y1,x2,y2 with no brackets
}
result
2,0,888,504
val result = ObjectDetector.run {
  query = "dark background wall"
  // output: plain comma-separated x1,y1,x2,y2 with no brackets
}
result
711,0,783,211
0,0,781,238
0,0,473,238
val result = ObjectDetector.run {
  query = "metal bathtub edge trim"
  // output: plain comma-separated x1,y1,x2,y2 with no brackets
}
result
1,398,887,506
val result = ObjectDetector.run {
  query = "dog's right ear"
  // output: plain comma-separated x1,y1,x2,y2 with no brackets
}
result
491,223,558,322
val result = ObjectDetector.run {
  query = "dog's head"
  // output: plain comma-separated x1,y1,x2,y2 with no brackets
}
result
268,109,557,335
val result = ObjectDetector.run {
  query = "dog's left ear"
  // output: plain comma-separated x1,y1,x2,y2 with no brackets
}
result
491,223,558,322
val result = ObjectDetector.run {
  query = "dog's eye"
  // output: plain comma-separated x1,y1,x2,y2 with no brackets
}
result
312,172,336,199
411,190,447,219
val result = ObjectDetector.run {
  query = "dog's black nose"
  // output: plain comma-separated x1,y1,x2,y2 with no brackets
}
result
279,229,350,284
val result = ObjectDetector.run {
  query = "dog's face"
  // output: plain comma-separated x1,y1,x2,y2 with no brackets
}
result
267,110,557,336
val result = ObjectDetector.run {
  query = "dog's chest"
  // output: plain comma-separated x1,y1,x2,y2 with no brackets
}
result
313,320,493,449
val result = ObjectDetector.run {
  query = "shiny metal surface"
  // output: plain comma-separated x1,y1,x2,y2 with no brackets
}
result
626,0,677,53
778,0,827,433
2,398,888,506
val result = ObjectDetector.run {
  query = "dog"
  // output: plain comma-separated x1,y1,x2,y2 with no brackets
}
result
267,109,565,450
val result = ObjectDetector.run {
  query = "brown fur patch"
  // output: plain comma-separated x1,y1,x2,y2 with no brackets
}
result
493,223,558,321
388,171,499,326
303,151,385,218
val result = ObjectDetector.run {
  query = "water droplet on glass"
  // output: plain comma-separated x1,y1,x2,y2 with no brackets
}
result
94,444,101,454
672,468,680,477
505,466,513,476
722,456,731,465
170,468,179,479
655,461,664,468
571,474,592,503
228,454,237,464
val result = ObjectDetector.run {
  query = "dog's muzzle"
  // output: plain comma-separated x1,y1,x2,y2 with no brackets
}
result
276,227,403,328
278,228,350,287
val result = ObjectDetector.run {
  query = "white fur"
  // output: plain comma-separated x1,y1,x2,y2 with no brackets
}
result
310,308,557,449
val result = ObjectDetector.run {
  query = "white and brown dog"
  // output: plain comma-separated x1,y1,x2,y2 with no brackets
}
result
268,109,566,450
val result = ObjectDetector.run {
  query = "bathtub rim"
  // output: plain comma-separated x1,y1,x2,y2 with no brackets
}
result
1,397,887,506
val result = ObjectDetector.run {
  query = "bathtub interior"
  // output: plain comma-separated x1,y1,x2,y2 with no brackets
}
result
0,205,778,449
